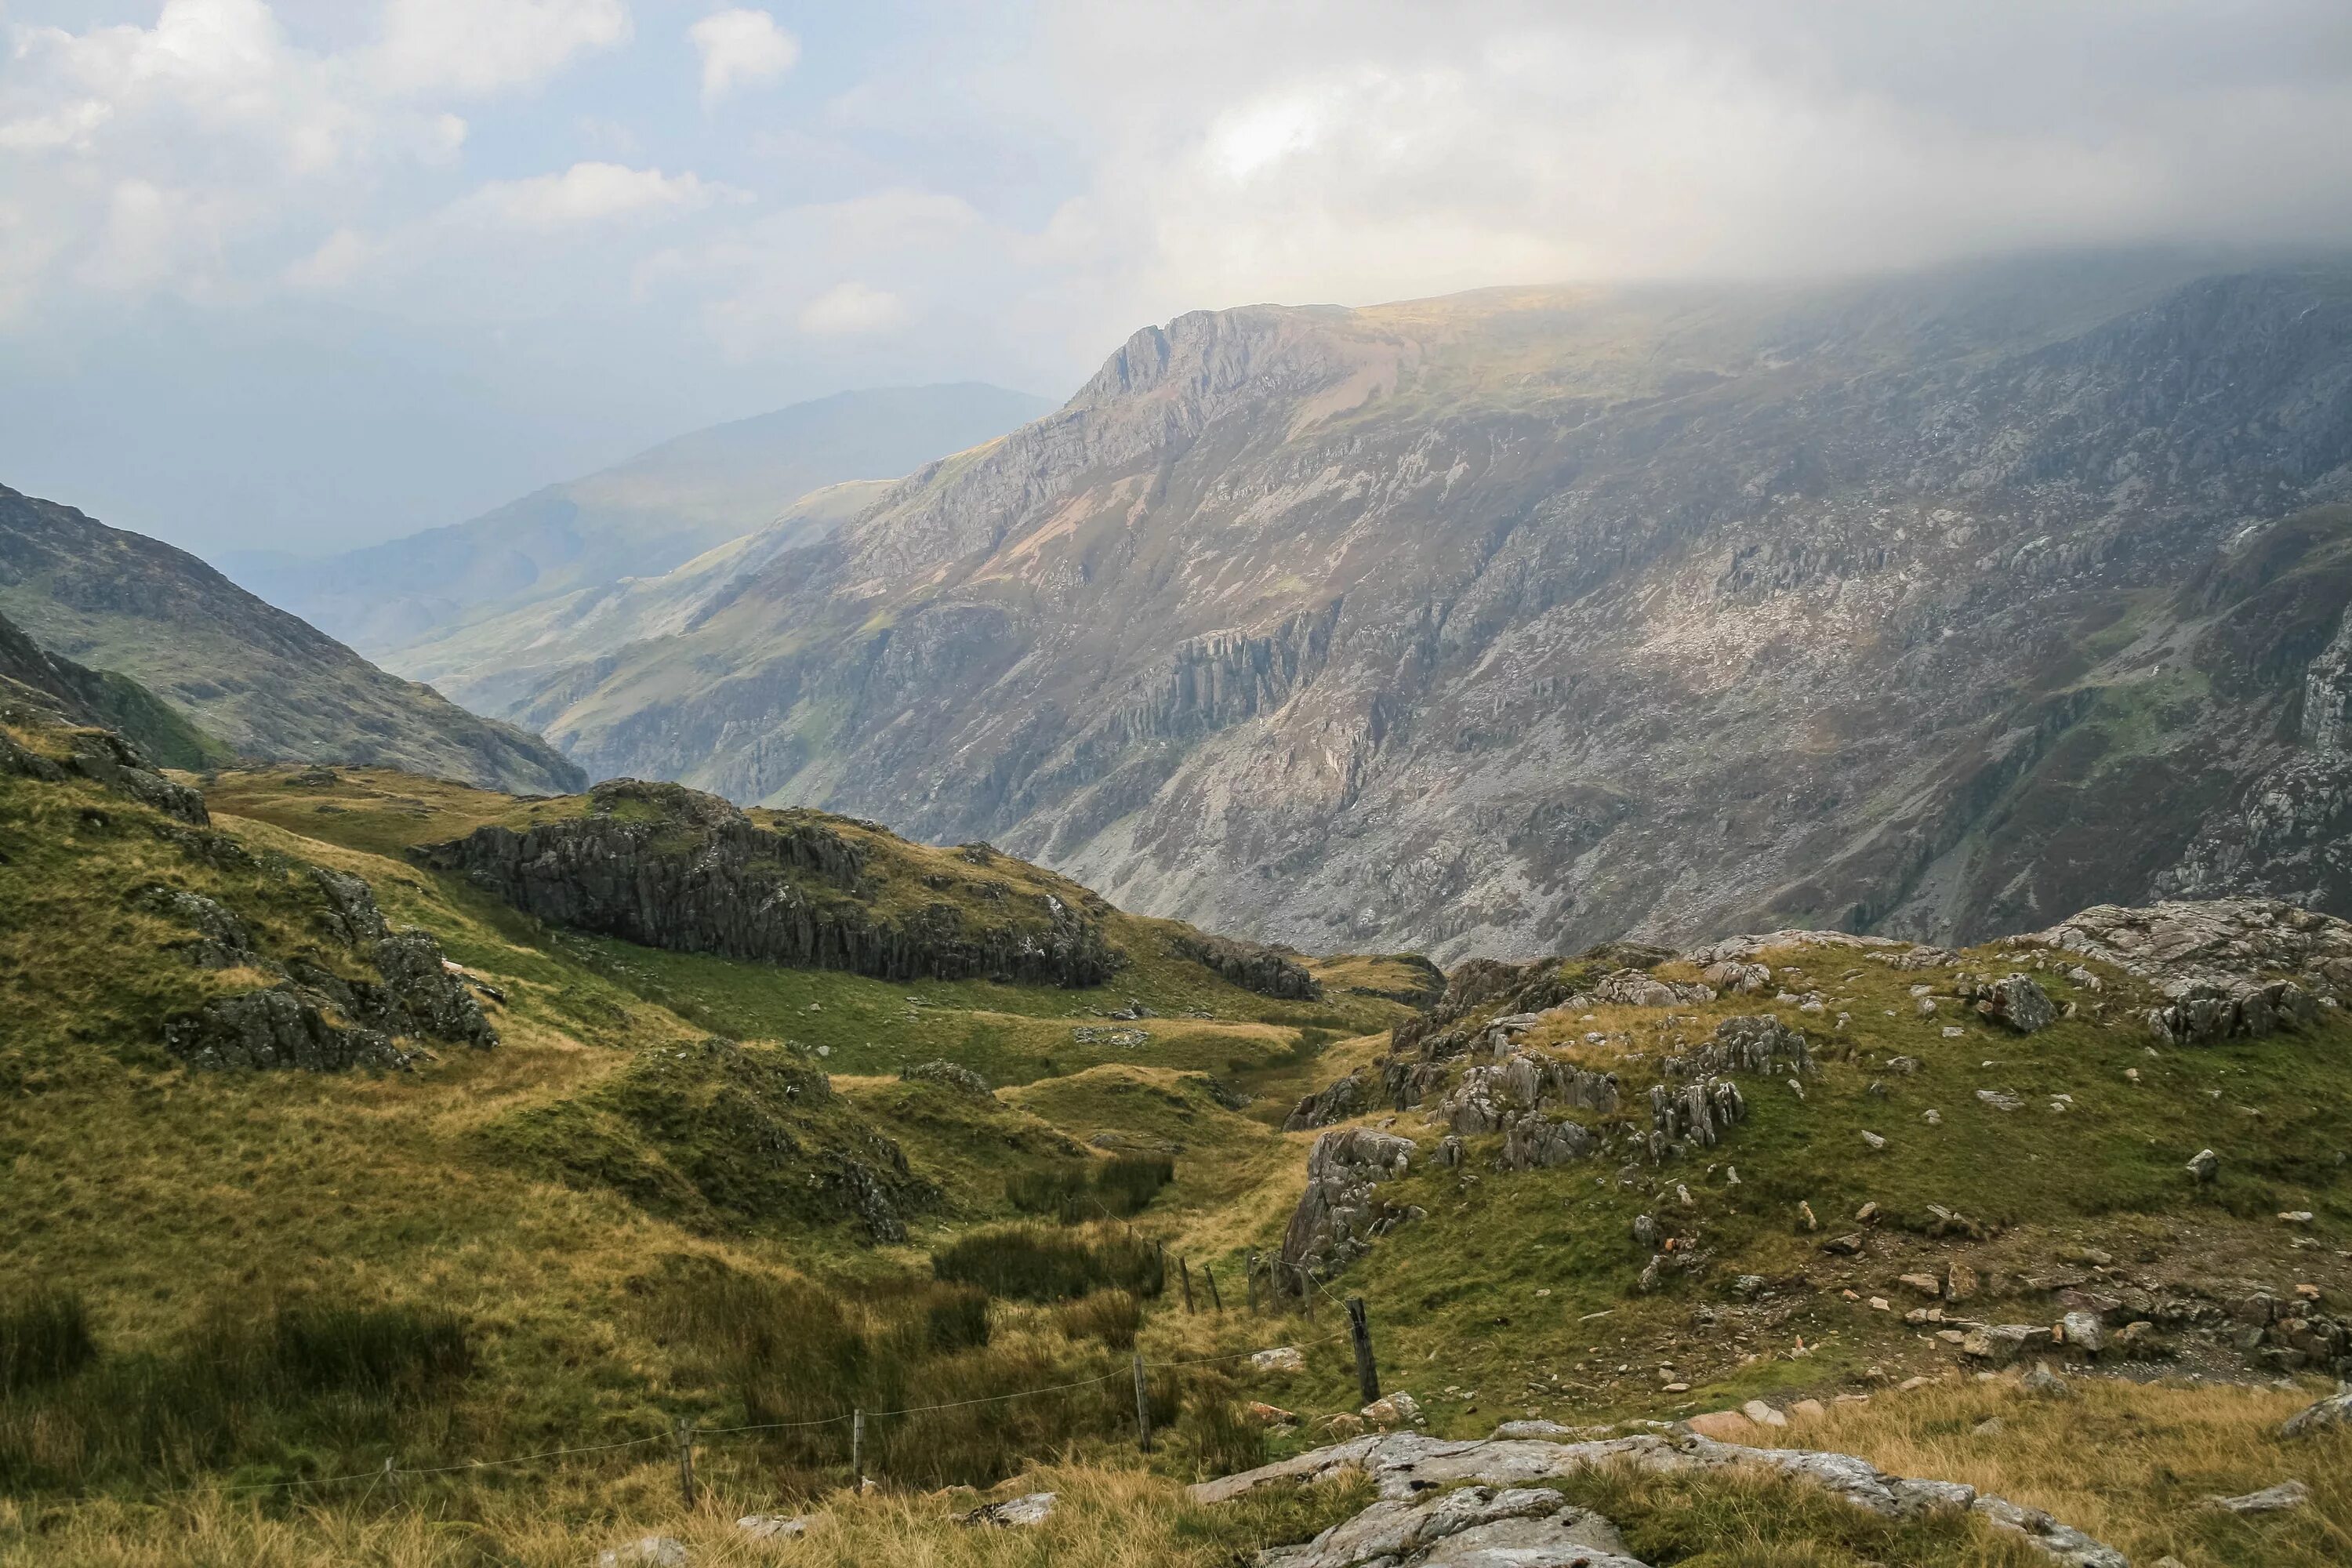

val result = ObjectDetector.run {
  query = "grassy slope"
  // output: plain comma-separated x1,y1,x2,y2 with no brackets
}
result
7,752,2350,1563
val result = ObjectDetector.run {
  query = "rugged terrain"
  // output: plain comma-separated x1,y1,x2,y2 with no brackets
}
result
0,607,229,771
220,383,1050,670
3,696,2348,1563
484,255,2352,961
0,485,583,793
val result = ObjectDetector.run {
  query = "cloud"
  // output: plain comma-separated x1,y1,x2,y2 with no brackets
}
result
691,9,800,103
372,0,632,97
456,162,720,229
797,279,906,335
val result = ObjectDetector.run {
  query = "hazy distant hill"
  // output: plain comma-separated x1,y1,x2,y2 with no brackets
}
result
218,383,1051,662
488,254,2352,960
0,485,583,793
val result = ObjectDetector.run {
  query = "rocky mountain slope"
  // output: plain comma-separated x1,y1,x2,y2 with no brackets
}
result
0,484,583,793
218,383,1049,666
492,254,2352,961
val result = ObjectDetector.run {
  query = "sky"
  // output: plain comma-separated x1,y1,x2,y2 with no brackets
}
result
3,0,2351,559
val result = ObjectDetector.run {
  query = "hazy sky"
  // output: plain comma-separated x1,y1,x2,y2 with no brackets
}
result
4,0,2350,557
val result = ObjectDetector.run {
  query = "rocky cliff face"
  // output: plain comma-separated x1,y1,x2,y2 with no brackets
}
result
414,778,1125,987
495,256,2352,960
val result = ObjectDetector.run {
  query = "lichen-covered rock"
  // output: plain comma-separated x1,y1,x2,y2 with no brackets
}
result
162,986,414,1073
1287,1069,1373,1131
1165,930,1320,1000
1279,1128,1417,1283
2280,1387,2352,1438
416,779,1121,988
1977,975,2058,1033
900,1059,994,1098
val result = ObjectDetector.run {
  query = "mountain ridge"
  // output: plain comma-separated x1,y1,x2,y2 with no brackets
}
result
474,254,2352,961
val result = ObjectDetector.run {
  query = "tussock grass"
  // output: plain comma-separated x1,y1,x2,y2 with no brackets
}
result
0,1291,93,1395
932,1226,1166,1304
1007,1155,1175,1223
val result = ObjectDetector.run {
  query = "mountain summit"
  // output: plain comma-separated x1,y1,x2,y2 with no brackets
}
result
459,256,2352,960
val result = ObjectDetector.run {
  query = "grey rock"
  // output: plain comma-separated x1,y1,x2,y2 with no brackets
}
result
2187,1148,2220,1183
1165,930,1320,1000
1960,1325,2045,1367
960,1491,1056,1526
415,779,1121,989
735,1515,808,1541
2020,1361,2075,1396
2281,1388,2352,1437
2200,1479,2310,1514
1279,1128,1416,1282
1259,1483,1642,1568
1287,1069,1374,1131
593,1537,688,1568
1978,975,2058,1033
899,1059,993,1098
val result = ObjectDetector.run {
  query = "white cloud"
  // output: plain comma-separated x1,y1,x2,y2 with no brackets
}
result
283,227,375,290
456,162,720,229
372,0,632,97
797,279,906,335
690,9,800,103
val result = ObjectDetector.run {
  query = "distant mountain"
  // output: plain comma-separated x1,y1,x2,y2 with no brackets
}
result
217,383,1052,663
0,485,583,794
488,254,2352,960
0,606,231,770
392,479,896,720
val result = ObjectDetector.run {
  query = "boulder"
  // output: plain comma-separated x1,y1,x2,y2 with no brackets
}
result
899,1060,993,1098
594,1538,688,1568
1287,1069,1373,1131
1959,1324,2042,1367
2200,1480,2309,1515
2186,1148,2220,1184
961,1491,1057,1527
1684,1410,1755,1440
1250,1346,1306,1374
2281,1387,2352,1438
735,1515,808,1541
1280,1127,1418,1281
1977,975,2057,1033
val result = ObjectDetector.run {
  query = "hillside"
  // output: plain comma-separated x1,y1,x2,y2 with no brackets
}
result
484,255,2352,961
217,383,1051,666
0,485,583,794
0,607,230,770
4,701,2348,1563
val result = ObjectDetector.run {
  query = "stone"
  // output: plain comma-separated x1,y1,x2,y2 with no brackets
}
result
899,1059,993,1098
2060,1312,2104,1354
1632,1214,1658,1247
1362,1393,1423,1425
1254,1481,1641,1568
1899,1273,1943,1297
1959,1325,2042,1367
1860,1131,1886,1150
1249,1402,1299,1426
2020,1362,2074,1397
1250,1346,1306,1374
1977,975,2058,1033
1823,1233,1865,1255
1976,1089,2024,1112
2281,1388,2352,1438
594,1537,688,1567
1790,1399,1826,1421
2200,1480,2309,1514
1922,1108,1943,1125
1287,1069,1374,1131
1684,1410,1757,1439
961,1492,1057,1526
1740,1399,1788,1428
1280,1127,1417,1280
2187,1148,2220,1183
735,1515,808,1541
1943,1262,1980,1304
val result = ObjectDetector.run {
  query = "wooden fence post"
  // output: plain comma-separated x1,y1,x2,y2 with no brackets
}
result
1246,1250,1259,1314
1204,1263,1222,1312
1347,1297,1380,1403
675,1417,697,1508
1180,1256,1195,1312
851,1408,865,1485
1131,1352,1152,1454
1301,1266,1316,1323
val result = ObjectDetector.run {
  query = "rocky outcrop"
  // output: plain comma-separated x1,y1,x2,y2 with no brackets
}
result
154,856,496,1070
1195,1431,2127,1568
1974,974,2059,1033
902,1059,994,1098
1285,1069,1374,1131
2026,899,2341,1043
0,720,207,825
416,779,1123,988
1166,929,1321,1000
1279,1128,1419,1285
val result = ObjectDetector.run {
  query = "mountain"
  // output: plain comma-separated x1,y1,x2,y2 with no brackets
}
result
387,478,896,720
216,383,1052,664
492,254,2352,961
0,606,231,770
0,485,583,793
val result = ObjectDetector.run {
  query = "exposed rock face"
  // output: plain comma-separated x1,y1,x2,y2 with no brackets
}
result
485,258,2352,962
901,1059,994,1098
1976,975,2059,1033
2027,898,2343,1043
1195,1431,2127,1568
154,855,496,1070
415,779,1122,988
1164,929,1321,1000
0,720,208,825
2281,1387,2352,1438
1279,1128,1419,1284
1286,1069,1374,1131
